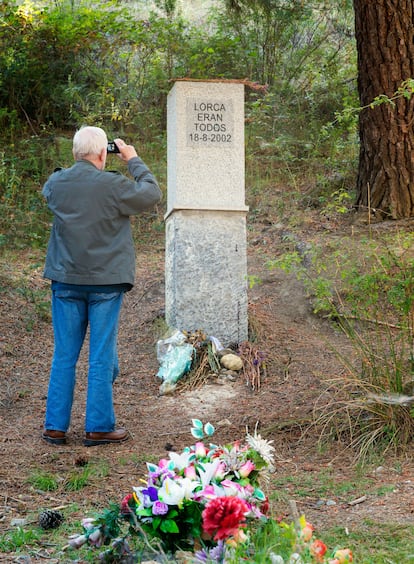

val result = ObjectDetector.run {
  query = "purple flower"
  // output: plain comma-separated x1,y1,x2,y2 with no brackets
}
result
195,540,226,562
142,486,158,502
152,501,169,515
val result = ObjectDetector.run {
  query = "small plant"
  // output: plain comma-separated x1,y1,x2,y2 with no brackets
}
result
319,188,354,217
65,459,108,491
65,467,92,492
27,470,59,492
0,527,40,552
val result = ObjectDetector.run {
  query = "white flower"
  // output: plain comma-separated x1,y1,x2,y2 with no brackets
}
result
288,554,304,564
88,528,103,547
81,517,96,530
168,449,195,471
270,555,285,564
132,487,145,508
246,428,275,470
197,459,221,488
221,479,243,497
158,477,198,506
68,534,88,549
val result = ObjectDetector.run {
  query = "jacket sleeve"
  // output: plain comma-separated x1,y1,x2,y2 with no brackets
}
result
117,156,162,215
42,169,64,202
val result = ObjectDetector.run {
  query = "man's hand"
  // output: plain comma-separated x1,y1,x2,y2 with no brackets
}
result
114,138,138,162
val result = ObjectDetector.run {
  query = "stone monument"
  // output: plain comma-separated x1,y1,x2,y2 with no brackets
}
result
165,80,248,345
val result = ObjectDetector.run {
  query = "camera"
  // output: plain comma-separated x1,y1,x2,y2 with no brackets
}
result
107,141,120,153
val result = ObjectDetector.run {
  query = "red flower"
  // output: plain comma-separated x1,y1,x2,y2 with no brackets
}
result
310,539,327,562
120,493,134,515
202,496,249,540
260,497,270,515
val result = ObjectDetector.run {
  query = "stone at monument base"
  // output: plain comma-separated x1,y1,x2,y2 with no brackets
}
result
165,209,248,346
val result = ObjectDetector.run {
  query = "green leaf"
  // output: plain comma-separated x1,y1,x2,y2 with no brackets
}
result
254,488,266,501
160,519,180,533
191,427,204,439
204,422,215,436
192,419,203,429
152,516,161,530
147,463,158,473
136,507,153,517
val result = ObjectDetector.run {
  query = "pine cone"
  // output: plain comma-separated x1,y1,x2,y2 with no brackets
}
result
38,509,64,529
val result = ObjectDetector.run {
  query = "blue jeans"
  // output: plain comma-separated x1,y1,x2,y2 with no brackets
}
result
45,288,124,433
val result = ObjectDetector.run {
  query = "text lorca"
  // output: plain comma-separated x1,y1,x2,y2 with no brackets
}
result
193,102,227,132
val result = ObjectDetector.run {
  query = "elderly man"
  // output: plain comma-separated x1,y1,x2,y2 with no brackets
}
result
42,126,162,446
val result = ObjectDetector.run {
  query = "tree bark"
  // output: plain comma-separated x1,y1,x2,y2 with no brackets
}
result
354,0,414,219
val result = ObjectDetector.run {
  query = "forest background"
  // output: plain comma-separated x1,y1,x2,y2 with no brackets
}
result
0,0,358,249
3,1,414,563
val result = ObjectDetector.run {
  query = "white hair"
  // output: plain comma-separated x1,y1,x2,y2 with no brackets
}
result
73,126,107,159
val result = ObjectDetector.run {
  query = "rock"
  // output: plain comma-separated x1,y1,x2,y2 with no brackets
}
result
11,518,27,527
220,353,243,371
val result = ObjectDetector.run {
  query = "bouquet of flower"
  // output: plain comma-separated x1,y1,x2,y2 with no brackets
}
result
67,421,353,563
120,419,273,553
68,419,274,558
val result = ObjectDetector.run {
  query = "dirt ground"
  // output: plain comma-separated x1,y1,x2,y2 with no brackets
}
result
1,211,414,561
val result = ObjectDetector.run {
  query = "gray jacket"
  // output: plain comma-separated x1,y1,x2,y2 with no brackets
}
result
43,157,162,286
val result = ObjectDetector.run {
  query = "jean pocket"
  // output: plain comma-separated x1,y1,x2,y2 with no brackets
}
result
53,289,84,300
89,291,123,302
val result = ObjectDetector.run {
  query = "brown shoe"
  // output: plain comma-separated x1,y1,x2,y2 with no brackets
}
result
42,430,67,445
83,428,130,447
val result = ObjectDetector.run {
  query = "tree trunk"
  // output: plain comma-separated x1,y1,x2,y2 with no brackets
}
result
354,0,414,219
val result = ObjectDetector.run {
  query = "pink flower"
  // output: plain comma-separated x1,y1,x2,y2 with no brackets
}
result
300,521,314,542
194,484,217,501
239,460,255,478
195,442,207,457
333,548,353,563
202,496,249,541
221,479,243,495
310,539,327,562
184,464,197,480
214,462,226,480
233,440,241,451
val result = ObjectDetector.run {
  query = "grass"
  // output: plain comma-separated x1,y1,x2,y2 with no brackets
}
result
1,510,412,562
0,527,40,553
269,467,376,507
26,459,110,497
27,470,59,492
322,521,414,563
65,459,109,491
